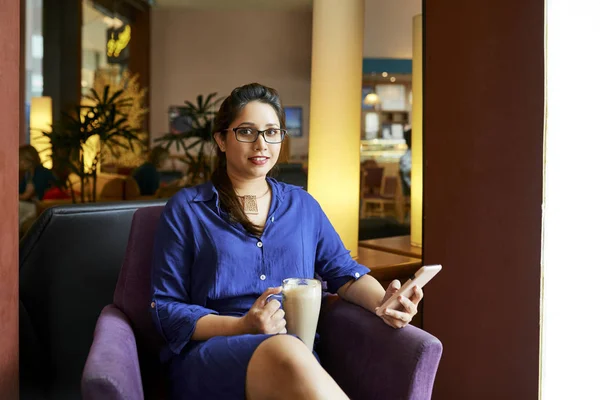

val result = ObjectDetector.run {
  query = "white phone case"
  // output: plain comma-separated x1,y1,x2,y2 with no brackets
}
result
376,264,442,316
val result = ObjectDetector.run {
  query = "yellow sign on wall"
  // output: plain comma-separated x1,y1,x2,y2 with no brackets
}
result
107,25,131,58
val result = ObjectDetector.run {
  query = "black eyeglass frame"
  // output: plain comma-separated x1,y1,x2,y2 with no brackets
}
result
223,127,287,144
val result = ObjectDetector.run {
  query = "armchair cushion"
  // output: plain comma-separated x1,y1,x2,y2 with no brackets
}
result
317,298,442,400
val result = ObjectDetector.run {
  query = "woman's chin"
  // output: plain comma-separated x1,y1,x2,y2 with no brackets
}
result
247,161,274,174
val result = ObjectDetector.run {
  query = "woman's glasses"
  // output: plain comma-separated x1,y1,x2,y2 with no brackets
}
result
225,127,287,144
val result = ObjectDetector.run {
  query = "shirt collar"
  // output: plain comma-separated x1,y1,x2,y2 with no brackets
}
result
191,182,218,202
268,177,303,201
190,176,301,203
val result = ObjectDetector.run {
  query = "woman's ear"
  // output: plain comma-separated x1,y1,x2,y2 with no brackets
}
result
214,133,226,152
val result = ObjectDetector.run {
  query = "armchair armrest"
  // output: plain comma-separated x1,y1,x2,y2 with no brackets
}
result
81,305,144,400
318,298,442,400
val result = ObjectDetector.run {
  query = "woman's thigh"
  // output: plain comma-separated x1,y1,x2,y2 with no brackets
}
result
170,334,276,400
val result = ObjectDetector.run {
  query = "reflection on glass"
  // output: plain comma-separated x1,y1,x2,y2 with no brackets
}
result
82,0,129,96
25,0,44,140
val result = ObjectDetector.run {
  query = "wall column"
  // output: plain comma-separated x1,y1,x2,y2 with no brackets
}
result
307,0,364,256
423,0,544,398
410,14,423,247
0,0,21,396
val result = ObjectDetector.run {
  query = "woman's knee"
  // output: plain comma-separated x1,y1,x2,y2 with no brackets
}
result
249,334,314,373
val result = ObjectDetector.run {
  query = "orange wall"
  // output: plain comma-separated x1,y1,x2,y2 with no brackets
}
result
0,0,21,397
422,0,544,399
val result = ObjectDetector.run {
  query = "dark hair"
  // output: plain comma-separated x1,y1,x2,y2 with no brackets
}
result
148,146,169,167
404,129,412,149
19,144,41,169
211,83,286,236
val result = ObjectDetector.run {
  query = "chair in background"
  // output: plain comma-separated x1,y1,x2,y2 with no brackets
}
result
362,175,405,221
361,166,384,197
82,206,443,400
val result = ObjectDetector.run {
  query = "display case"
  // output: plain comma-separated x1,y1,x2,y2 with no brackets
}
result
360,138,408,164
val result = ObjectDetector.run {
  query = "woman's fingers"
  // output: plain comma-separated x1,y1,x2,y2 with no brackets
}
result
379,292,420,329
381,313,409,329
397,294,417,316
271,308,285,321
276,318,287,333
257,286,282,307
410,285,424,305
382,279,401,304
264,298,282,315
384,308,412,323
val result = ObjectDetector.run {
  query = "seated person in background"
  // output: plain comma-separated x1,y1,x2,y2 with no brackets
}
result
133,146,170,196
399,128,412,197
19,144,56,228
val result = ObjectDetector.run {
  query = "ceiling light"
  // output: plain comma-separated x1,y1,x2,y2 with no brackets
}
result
364,92,380,105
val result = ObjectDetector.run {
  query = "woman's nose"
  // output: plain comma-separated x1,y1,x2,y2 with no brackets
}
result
254,134,268,150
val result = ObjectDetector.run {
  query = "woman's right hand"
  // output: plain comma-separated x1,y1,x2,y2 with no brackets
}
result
241,287,287,335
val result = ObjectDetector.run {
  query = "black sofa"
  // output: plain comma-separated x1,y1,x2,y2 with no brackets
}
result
19,200,166,400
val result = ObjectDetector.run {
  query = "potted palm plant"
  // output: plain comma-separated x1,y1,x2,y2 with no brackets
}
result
42,86,143,202
154,93,223,185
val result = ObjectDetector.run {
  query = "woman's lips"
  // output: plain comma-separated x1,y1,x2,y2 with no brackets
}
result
248,156,269,166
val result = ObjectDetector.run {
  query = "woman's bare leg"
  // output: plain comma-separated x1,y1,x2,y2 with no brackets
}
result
246,335,349,400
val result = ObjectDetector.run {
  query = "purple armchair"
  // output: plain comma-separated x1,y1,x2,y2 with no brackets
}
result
82,206,442,400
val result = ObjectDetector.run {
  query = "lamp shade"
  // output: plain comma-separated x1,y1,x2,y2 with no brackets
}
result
364,92,380,105
29,97,53,168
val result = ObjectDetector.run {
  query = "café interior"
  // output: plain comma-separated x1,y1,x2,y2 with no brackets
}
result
2,0,597,399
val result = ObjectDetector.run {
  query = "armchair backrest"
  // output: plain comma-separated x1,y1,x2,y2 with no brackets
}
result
113,206,167,395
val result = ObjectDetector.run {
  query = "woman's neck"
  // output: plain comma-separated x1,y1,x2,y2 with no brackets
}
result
228,172,269,197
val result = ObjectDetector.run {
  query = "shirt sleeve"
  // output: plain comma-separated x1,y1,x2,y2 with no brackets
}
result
312,200,371,294
150,194,218,355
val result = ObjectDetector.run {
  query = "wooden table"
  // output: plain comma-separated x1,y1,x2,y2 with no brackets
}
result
356,246,424,328
357,246,421,285
359,235,422,258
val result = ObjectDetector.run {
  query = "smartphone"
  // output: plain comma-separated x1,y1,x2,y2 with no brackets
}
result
376,264,442,316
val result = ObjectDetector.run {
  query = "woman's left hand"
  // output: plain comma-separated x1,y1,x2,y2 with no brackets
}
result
376,279,424,329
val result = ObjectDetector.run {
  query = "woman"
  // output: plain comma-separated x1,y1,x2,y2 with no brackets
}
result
19,145,55,229
151,83,424,399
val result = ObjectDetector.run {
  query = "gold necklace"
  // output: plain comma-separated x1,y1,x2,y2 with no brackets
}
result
235,186,270,215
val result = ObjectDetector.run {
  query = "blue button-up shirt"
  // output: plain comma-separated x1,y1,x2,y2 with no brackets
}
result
150,178,370,359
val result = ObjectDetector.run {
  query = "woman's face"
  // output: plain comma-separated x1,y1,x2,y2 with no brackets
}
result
215,101,282,180
157,154,169,169
19,157,33,172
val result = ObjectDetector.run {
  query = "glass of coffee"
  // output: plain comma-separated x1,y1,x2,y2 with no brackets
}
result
278,278,322,350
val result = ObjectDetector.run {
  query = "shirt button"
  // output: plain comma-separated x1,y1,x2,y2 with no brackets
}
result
270,216,275,222
354,272,360,278
257,241,263,248
260,274,266,280
150,301,156,308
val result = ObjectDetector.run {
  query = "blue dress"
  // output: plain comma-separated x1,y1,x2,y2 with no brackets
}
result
150,178,370,399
